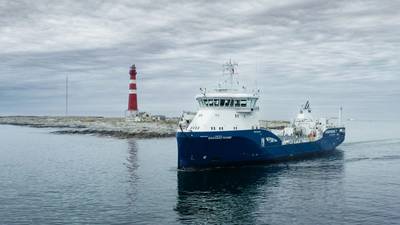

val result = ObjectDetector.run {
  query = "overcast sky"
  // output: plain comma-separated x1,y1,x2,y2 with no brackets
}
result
0,0,399,120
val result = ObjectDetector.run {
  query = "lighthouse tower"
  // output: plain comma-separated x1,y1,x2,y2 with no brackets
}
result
127,64,138,117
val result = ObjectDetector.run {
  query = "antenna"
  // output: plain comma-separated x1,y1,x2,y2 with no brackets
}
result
65,74,69,116
222,59,238,87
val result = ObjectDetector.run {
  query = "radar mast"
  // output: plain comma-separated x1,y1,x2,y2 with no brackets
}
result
222,59,239,88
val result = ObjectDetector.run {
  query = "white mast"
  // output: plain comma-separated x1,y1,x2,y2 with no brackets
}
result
338,106,343,127
222,59,238,88
65,74,69,116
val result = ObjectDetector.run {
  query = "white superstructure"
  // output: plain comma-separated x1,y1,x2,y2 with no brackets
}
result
278,101,341,144
293,101,317,136
182,60,260,132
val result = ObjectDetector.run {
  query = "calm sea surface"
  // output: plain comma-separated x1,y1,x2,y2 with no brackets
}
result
1,121,400,225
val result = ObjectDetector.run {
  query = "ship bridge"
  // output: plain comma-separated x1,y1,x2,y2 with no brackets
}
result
184,61,261,132
195,92,259,113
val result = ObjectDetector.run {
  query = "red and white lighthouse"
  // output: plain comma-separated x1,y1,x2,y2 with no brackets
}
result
128,64,138,115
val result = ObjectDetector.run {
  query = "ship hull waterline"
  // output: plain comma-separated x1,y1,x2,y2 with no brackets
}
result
176,128,345,169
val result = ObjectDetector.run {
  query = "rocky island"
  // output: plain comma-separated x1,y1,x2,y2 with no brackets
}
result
0,116,290,139
0,116,178,138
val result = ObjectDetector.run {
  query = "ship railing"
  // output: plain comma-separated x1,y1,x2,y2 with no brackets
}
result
281,136,316,145
325,124,344,129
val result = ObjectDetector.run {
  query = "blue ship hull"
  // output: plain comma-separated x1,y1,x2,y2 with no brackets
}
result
176,128,345,169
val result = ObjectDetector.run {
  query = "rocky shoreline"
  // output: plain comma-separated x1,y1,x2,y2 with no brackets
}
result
0,116,291,139
0,116,178,139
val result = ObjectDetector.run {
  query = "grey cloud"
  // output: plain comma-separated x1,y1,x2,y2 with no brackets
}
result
0,0,399,119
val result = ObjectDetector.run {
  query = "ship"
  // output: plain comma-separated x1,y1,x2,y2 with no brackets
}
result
176,60,345,169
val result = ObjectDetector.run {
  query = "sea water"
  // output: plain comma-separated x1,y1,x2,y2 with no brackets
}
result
0,121,400,225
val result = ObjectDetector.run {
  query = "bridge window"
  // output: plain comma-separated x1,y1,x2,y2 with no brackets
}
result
224,99,229,106
214,99,219,107
199,98,256,108
250,99,256,108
